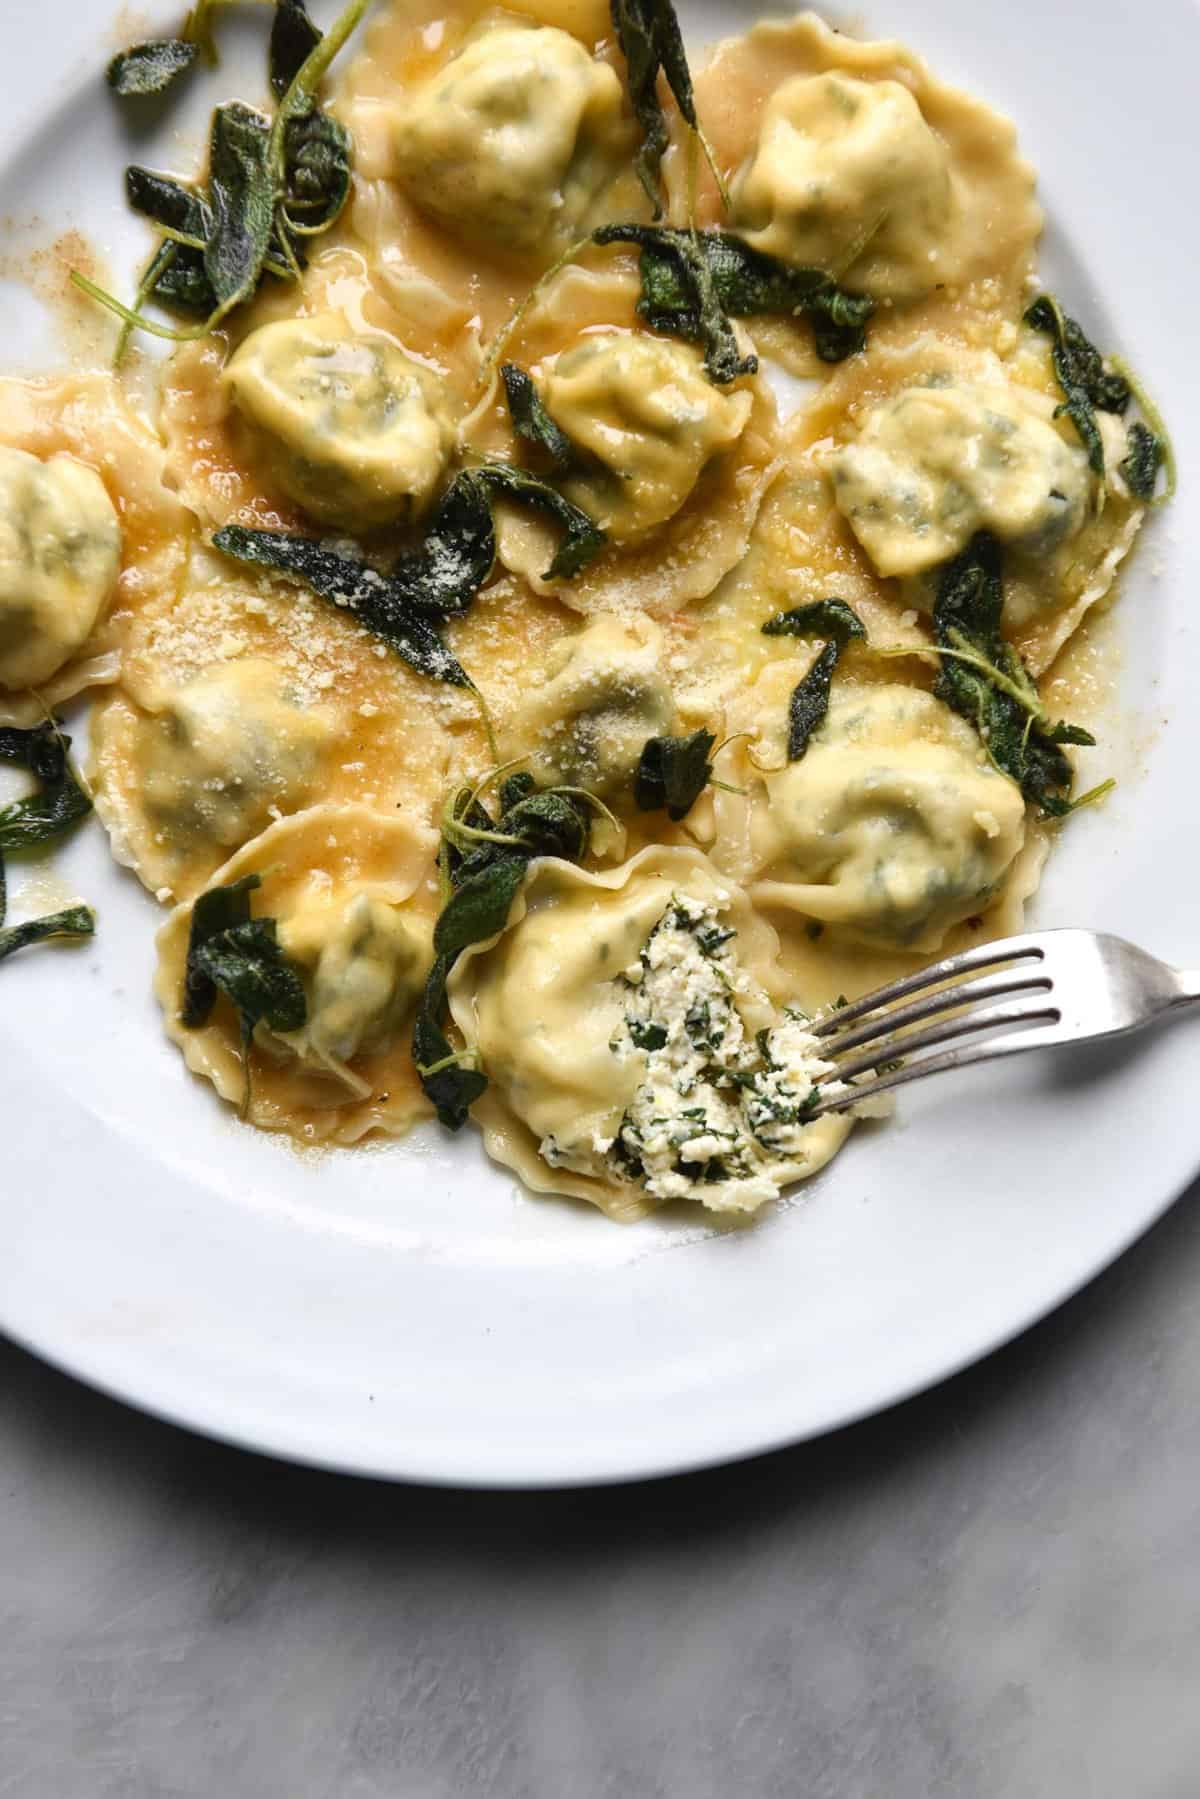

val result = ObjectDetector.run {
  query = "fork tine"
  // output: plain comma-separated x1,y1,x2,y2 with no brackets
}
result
824,999,1060,1088
811,933,1047,1038
808,1019,1064,1117
819,969,1053,1061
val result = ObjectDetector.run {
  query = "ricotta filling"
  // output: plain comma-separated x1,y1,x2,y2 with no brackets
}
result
542,893,845,1211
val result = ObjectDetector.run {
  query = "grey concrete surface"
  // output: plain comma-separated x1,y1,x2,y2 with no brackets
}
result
2,1184,1200,1799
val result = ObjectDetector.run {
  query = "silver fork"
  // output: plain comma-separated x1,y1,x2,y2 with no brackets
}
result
807,929,1198,1117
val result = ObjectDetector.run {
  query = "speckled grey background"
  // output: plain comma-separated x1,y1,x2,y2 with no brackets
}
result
3,1181,1200,1798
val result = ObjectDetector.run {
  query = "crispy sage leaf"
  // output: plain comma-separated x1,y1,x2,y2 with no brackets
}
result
182,871,261,1028
0,906,95,966
0,722,92,852
107,39,198,98
470,464,606,579
412,953,489,1130
270,0,323,98
205,102,277,322
762,599,868,650
1024,295,1131,476
211,525,475,690
283,108,353,232
501,364,580,474
595,223,756,385
762,599,867,762
931,533,1096,816
634,728,716,820
125,165,212,239
191,918,308,1040
183,873,308,1113
596,224,874,375
610,0,694,213
1119,422,1166,501
415,779,595,1127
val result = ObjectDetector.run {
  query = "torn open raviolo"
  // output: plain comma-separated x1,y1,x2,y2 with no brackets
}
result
447,846,853,1222
714,675,1027,953
155,804,438,1145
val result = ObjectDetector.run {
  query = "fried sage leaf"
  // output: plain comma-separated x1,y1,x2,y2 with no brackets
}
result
182,871,308,1113
211,525,475,690
470,464,606,580
191,918,307,1040
931,533,1098,816
1119,422,1167,502
107,39,198,98
282,107,352,233
270,0,323,97
610,0,693,213
0,905,95,964
634,729,716,821
83,0,367,355
501,364,581,475
415,778,596,1127
1024,294,1131,476
0,722,93,853
181,871,261,1028
596,224,874,377
205,102,278,322
0,906,95,966
595,224,756,385
762,599,867,762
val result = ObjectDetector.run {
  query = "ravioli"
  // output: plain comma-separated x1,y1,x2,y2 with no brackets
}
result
446,846,852,1220
391,22,632,263
91,549,463,901
669,12,1042,373
224,312,457,530
714,675,1027,952
0,445,121,690
494,322,779,615
0,372,190,726
832,379,1093,579
733,72,960,300
541,333,754,541
155,804,438,1144
504,614,674,797
793,337,1146,673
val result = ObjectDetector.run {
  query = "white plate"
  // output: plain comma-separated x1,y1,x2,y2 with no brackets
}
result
1,0,1198,1487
